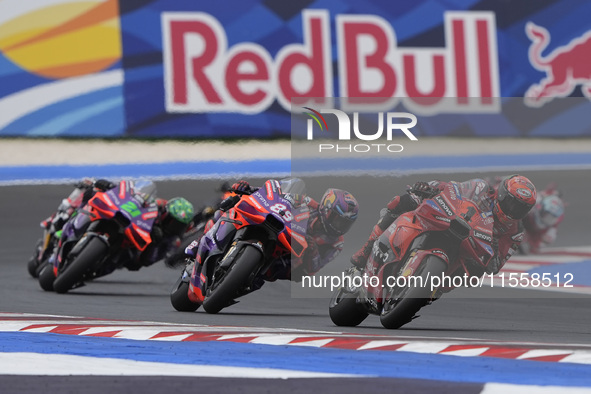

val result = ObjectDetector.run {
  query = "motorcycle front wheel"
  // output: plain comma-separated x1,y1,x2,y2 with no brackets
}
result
202,245,262,314
170,268,200,312
379,254,447,329
329,286,369,327
53,237,108,294
38,263,56,292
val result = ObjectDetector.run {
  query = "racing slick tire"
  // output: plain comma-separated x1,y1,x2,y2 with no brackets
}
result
38,262,56,292
202,245,262,314
170,275,200,312
380,254,447,329
53,237,108,294
329,286,369,327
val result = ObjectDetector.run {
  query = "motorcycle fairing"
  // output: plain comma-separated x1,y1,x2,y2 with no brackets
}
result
87,182,157,251
364,185,494,302
188,179,310,304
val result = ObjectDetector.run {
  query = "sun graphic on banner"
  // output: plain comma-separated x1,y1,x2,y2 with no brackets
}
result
0,0,121,79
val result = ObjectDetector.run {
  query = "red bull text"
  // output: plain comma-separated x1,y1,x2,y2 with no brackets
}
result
162,10,500,114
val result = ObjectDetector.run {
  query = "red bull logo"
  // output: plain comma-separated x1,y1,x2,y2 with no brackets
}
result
525,22,591,107
324,190,337,207
162,10,500,114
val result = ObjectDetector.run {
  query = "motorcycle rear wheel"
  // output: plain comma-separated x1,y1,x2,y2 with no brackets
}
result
202,245,262,314
53,237,108,294
380,254,446,329
329,286,369,327
38,262,56,292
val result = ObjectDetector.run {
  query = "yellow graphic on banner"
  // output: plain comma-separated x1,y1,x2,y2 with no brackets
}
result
0,0,121,79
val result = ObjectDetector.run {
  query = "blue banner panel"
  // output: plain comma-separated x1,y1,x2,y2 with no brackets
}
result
1,0,591,137
119,0,591,138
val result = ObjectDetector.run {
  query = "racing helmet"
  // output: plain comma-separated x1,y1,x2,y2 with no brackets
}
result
133,179,157,204
493,175,537,223
319,189,359,237
534,194,565,228
162,197,195,236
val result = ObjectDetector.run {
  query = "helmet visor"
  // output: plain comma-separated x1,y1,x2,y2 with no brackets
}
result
324,205,356,236
499,193,532,220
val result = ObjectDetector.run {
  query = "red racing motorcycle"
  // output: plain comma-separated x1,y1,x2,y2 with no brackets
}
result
38,180,159,293
171,179,309,314
329,181,495,329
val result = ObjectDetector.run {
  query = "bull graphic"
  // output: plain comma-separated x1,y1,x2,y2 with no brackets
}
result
525,22,591,107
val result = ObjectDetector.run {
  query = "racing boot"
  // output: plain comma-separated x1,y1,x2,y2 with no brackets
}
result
350,224,383,268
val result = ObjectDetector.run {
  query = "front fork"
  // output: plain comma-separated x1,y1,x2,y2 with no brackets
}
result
187,238,239,304
187,237,269,304
350,248,449,311
184,260,205,304
339,266,380,315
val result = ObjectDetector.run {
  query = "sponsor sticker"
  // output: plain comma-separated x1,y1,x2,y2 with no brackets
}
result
434,195,454,216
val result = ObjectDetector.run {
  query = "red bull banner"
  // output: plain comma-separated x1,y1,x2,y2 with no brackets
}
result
0,0,590,138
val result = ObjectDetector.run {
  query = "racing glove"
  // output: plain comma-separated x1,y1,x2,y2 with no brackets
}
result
219,195,241,211
486,238,502,275
408,181,439,199
283,193,306,208
193,206,215,224
231,180,254,194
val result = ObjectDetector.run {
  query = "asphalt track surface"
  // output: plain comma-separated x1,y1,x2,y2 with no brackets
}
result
1,170,590,345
